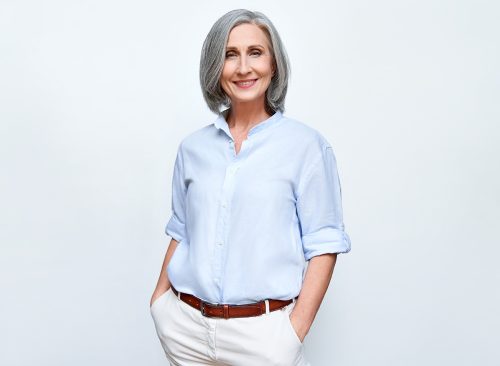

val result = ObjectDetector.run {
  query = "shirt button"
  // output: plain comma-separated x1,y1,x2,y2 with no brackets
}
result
217,242,223,246
222,202,227,208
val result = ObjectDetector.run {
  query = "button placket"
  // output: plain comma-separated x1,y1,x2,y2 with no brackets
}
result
212,138,250,302
212,162,239,297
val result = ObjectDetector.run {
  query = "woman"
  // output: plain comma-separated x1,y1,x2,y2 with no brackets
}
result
150,9,351,366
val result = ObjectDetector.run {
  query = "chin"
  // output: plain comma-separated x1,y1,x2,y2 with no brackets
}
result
231,93,265,103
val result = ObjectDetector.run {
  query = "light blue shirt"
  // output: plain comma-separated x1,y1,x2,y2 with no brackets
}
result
165,110,351,305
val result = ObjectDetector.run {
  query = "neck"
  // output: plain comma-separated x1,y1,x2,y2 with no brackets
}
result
226,99,272,132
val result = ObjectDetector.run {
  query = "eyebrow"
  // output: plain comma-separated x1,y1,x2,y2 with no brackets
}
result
225,44,265,51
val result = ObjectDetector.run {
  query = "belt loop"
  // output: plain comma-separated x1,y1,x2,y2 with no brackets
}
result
265,299,270,314
292,297,296,304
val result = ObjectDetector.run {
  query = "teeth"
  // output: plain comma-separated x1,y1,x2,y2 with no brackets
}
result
236,80,256,86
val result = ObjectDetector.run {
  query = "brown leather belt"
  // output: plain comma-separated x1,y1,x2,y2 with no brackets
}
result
171,286,297,319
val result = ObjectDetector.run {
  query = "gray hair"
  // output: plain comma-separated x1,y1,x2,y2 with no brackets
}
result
199,9,291,115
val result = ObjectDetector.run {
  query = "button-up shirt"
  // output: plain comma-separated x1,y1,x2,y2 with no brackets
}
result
165,110,351,305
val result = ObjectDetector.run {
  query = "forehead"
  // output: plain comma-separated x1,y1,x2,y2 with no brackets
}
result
226,23,271,48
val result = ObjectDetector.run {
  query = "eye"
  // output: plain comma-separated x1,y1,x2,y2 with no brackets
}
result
225,52,237,58
250,50,262,56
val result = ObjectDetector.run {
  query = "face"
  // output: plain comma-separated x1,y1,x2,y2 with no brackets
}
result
220,23,275,109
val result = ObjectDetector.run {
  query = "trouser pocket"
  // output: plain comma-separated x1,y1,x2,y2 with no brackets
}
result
282,302,303,346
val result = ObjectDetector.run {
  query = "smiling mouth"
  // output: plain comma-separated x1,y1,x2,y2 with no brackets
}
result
233,79,258,88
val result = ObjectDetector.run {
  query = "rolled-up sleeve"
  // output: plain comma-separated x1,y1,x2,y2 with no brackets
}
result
165,144,187,243
296,144,351,260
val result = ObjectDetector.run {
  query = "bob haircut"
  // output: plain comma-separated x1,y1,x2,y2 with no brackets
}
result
199,9,291,115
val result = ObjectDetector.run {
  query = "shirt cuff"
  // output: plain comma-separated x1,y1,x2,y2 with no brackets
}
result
302,228,351,261
165,214,186,243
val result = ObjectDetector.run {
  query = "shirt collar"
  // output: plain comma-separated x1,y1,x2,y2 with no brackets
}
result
213,109,284,139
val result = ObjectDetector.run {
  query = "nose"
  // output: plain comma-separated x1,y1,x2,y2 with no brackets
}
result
237,54,251,75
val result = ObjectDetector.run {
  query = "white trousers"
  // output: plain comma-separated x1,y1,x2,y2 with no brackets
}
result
150,287,311,365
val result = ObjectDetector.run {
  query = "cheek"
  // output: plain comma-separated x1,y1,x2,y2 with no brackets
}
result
221,63,232,79
255,61,274,77
220,73,232,93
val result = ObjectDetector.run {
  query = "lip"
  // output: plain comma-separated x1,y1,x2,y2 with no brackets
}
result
233,78,258,89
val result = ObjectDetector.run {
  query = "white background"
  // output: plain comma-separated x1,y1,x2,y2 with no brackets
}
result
1,1,499,365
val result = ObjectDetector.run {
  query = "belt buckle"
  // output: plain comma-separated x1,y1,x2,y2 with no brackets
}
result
200,301,220,318
201,301,214,317
200,301,206,316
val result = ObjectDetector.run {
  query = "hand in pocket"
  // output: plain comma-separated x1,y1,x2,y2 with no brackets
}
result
150,287,170,308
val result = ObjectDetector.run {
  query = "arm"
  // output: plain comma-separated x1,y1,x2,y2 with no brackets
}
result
150,238,179,306
291,143,350,341
289,253,337,342
151,142,187,306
